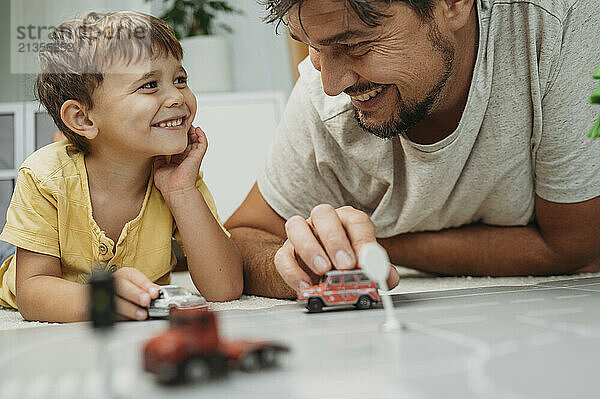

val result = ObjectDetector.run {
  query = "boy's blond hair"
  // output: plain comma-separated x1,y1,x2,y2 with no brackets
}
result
36,11,183,153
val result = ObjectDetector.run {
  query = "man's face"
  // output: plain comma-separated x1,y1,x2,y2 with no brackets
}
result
287,0,455,139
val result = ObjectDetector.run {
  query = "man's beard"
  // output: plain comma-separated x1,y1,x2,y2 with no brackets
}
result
353,21,455,140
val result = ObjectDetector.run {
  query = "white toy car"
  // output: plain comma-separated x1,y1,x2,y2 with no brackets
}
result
148,285,208,318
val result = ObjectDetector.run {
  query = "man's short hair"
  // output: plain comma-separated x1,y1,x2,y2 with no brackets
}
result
263,0,436,30
36,11,183,153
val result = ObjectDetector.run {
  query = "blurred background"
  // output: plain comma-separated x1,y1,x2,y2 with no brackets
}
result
0,0,310,228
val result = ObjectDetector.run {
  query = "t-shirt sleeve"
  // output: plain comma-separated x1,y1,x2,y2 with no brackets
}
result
257,73,344,220
0,168,60,257
173,172,230,253
535,0,600,203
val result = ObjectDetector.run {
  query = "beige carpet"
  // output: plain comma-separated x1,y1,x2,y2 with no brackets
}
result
2,267,599,331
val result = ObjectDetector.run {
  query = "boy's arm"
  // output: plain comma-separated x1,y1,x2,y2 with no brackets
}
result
155,126,242,301
167,190,243,301
16,248,88,322
16,248,159,322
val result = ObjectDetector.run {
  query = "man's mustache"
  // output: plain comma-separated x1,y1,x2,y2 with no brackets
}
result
344,82,392,96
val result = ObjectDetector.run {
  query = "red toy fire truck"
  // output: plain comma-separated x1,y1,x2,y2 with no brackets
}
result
143,308,288,384
297,269,381,312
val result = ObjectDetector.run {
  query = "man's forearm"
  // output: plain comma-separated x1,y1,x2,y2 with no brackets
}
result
228,227,296,299
379,223,587,276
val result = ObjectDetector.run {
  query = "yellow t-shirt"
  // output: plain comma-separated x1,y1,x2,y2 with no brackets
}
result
0,141,227,309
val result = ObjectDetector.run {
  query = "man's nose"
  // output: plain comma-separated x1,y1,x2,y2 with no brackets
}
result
310,49,358,97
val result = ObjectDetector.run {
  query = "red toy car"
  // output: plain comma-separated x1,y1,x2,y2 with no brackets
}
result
297,269,381,312
143,308,288,384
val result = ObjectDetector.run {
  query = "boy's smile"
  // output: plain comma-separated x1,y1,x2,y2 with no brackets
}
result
87,54,197,159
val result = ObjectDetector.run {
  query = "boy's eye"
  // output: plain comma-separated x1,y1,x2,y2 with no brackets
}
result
139,81,157,90
174,76,187,85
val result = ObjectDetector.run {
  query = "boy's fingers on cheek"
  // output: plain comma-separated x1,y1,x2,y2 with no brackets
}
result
115,297,147,321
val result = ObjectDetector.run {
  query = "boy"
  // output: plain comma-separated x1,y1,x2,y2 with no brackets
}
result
0,11,243,322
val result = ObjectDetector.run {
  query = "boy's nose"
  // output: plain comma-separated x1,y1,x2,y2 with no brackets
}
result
164,86,185,107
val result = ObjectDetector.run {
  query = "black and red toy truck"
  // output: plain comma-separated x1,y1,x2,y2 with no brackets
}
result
143,308,288,384
297,269,381,312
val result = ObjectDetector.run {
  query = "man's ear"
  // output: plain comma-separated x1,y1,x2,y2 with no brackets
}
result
441,0,475,31
60,100,98,140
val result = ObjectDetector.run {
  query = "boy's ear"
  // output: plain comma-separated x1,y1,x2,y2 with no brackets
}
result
60,100,98,140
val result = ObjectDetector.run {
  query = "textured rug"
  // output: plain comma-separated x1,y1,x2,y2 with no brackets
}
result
2,267,599,331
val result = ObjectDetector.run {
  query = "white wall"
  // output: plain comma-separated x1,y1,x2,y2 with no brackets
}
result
0,0,292,102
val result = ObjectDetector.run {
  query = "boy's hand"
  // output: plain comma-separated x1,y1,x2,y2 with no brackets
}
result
153,125,208,202
112,267,159,320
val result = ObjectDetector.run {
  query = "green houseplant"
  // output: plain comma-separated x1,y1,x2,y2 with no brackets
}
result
145,0,241,39
146,0,242,92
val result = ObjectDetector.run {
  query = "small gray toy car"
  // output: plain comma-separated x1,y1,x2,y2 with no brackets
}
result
148,285,208,318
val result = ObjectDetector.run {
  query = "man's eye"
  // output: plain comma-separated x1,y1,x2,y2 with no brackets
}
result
343,43,372,56
139,81,157,90
174,76,187,85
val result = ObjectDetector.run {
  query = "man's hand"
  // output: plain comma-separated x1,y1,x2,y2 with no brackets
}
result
274,204,400,292
113,267,159,320
153,125,207,203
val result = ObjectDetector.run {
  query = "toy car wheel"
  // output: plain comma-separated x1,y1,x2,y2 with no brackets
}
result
240,351,261,372
307,298,324,313
184,357,211,383
156,364,178,384
207,353,229,378
355,295,372,310
259,347,278,368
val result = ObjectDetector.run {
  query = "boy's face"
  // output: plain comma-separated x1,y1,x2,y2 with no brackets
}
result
88,54,196,158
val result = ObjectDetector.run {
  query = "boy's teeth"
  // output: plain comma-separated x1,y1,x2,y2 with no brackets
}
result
156,118,183,128
351,87,383,102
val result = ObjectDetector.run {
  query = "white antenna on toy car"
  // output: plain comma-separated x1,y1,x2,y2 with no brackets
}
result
359,243,400,332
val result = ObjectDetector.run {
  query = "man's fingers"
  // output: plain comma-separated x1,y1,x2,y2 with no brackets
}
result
115,296,148,321
274,240,313,292
386,265,400,290
310,204,356,269
335,206,377,255
285,215,332,275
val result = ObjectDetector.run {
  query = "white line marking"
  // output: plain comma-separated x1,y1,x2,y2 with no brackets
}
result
516,316,547,327
26,375,50,399
393,286,557,303
408,322,496,396
412,305,455,313
4,377,21,399
528,332,561,346
56,372,79,399
526,308,583,317
555,294,591,300
461,301,500,308
509,298,545,304
0,330,86,366
553,322,592,337
429,315,487,326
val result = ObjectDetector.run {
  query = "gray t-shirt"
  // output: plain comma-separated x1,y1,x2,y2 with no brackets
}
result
258,0,600,238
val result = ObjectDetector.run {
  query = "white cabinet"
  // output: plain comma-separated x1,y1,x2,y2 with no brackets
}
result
0,103,24,228
194,91,285,220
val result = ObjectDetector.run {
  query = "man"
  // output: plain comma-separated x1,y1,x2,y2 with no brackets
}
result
225,0,600,298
